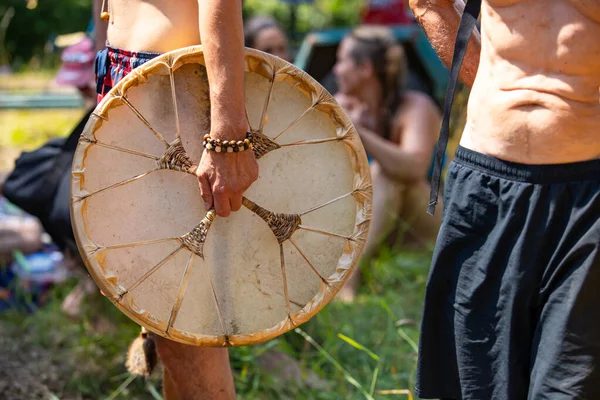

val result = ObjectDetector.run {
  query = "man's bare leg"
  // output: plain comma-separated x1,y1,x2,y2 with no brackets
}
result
153,335,236,400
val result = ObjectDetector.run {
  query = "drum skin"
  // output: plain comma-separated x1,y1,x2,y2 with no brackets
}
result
71,47,372,346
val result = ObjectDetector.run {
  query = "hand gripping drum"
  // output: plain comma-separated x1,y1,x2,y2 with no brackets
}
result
71,47,372,346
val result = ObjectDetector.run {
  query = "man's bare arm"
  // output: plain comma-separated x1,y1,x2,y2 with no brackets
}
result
195,0,259,219
93,0,107,53
409,0,481,87
198,0,247,138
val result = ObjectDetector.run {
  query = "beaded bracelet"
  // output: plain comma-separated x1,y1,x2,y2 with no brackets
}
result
202,132,254,153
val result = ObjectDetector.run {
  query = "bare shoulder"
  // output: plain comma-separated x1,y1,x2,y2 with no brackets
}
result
394,91,440,123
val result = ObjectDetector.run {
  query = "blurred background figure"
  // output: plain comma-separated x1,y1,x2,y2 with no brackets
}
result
0,174,44,260
53,35,98,319
55,36,97,109
333,26,443,302
0,174,67,314
244,15,292,62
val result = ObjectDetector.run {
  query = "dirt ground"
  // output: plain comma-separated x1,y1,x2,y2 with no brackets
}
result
0,323,70,400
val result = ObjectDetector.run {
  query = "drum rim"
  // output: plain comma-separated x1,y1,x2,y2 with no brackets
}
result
71,46,372,346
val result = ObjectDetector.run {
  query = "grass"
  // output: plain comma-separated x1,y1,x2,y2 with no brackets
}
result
0,74,459,398
1,247,431,400
0,108,84,171
0,69,60,91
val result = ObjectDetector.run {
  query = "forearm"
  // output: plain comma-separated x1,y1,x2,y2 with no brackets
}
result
198,0,246,139
409,0,481,88
359,129,428,183
93,0,107,53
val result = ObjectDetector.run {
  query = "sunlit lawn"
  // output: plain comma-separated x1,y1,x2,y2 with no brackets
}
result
0,72,462,399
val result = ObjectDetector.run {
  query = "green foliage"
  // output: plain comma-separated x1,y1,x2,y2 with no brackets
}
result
244,0,364,45
1,0,364,70
1,0,92,70
1,109,83,148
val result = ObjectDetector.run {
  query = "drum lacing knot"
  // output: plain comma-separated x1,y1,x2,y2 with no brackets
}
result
158,138,194,173
251,130,281,159
180,210,216,258
242,198,301,243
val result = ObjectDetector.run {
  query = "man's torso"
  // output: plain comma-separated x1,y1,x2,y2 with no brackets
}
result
106,0,201,53
462,0,600,164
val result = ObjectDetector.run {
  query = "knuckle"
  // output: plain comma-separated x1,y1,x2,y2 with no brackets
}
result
214,185,228,196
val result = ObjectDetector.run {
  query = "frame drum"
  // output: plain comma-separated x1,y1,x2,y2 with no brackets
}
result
71,47,372,346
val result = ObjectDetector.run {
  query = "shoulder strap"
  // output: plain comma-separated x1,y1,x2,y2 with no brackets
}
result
427,0,482,216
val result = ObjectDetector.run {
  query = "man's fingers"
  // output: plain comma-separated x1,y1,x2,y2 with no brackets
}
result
197,176,213,211
230,194,243,212
213,191,231,218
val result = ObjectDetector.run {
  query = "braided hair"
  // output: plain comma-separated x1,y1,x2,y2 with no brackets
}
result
348,26,408,138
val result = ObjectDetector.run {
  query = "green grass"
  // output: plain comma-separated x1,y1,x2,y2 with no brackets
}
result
1,247,432,400
0,108,84,171
0,81,440,399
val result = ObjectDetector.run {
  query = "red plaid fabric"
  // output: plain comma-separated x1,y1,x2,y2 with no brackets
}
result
95,46,161,103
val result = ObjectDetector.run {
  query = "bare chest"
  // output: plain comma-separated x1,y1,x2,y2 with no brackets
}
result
486,0,600,22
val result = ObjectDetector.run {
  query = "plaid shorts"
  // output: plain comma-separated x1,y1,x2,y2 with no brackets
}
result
94,45,161,103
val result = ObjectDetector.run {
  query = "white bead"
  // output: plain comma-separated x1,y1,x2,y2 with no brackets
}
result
215,146,222,153
227,147,234,153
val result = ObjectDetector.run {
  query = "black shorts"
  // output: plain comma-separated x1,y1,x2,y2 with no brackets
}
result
416,146,600,400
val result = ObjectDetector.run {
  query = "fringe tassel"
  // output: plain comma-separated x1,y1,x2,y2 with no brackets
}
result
126,326,158,377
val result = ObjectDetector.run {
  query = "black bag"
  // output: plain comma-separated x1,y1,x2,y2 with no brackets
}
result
2,107,94,251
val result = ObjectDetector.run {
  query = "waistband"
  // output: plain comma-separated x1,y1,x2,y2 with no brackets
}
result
105,45,162,63
454,145,600,184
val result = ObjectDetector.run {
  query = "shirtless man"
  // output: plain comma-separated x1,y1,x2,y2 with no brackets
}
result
408,0,600,398
93,0,258,398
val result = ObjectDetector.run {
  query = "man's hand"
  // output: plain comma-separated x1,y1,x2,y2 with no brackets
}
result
197,0,255,217
196,148,259,218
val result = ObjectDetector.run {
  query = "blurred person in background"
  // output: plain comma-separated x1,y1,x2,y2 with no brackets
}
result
54,36,99,318
244,15,291,62
333,26,443,301
0,174,44,261
55,36,97,109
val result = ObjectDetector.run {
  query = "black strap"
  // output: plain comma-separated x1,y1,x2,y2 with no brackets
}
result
427,0,481,216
